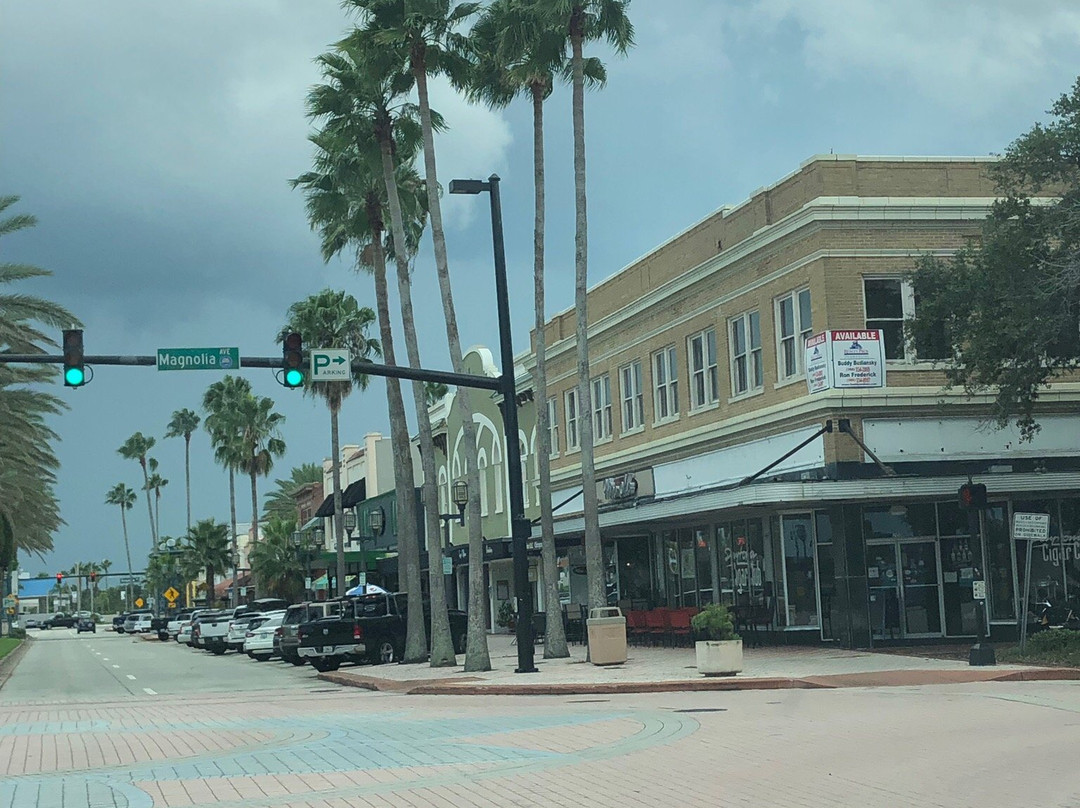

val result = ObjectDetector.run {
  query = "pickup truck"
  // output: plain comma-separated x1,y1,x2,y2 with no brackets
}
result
279,601,340,666
193,610,232,654
297,593,467,672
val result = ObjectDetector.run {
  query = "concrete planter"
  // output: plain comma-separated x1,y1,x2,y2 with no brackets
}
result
695,639,743,676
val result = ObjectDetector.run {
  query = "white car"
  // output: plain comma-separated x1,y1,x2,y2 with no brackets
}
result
176,622,194,645
167,610,198,639
227,611,272,651
243,614,284,661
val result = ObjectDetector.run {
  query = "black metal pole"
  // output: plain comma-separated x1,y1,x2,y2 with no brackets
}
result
442,517,454,608
486,175,537,673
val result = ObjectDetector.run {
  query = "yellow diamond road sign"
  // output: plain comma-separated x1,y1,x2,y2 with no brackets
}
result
163,587,180,603
134,597,145,608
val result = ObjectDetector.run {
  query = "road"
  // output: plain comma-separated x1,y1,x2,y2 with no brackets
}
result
2,631,1080,807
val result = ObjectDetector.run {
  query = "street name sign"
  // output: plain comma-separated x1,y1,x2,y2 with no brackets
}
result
311,349,350,381
163,586,180,603
157,347,239,371
1013,512,1050,541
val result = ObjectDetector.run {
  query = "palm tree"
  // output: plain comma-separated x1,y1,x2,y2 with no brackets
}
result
346,0,493,672
117,432,158,548
542,0,634,613
180,519,233,607
296,66,449,665
236,394,286,598
467,0,606,659
0,195,78,557
280,289,380,598
263,463,323,521
105,483,137,607
249,516,305,602
165,408,201,534
144,458,168,539
203,375,253,606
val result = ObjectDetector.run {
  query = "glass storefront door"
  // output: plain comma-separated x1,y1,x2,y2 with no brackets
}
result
867,543,901,640
867,540,943,640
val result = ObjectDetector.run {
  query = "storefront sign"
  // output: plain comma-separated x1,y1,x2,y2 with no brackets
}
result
804,330,887,393
972,580,986,600
597,469,654,506
1013,512,1050,541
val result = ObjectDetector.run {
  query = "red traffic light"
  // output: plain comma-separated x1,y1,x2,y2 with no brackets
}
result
56,573,63,584
89,571,97,583
958,482,988,510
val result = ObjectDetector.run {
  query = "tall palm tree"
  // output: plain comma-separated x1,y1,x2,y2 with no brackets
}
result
543,0,634,612
105,483,137,607
117,432,158,548
297,55,455,666
144,457,168,539
346,0,493,672
468,0,603,659
249,516,305,602
165,408,201,534
203,375,253,606
280,289,380,598
0,196,78,557
263,463,323,521
236,394,286,598
180,519,233,607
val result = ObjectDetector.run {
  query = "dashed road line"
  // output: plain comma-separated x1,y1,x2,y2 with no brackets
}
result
126,675,137,681
142,688,157,695
112,665,120,669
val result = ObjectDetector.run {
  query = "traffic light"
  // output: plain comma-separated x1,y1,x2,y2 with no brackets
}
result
282,331,304,388
56,572,63,586
62,328,86,387
959,482,988,510
89,571,96,584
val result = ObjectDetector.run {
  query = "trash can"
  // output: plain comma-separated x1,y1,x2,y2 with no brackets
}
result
587,606,627,666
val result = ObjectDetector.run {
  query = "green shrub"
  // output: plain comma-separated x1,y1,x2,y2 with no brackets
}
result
691,603,739,641
8,628,26,640
495,600,516,629
1000,628,1080,667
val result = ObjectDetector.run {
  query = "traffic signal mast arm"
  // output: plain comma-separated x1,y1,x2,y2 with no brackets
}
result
0,353,501,391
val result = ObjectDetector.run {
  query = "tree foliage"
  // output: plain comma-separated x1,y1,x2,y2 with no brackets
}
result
908,78,1080,439
263,463,323,521
248,516,304,602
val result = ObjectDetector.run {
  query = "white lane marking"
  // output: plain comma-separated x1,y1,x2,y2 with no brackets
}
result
112,665,120,669
142,688,157,695
126,675,136,680
102,658,109,661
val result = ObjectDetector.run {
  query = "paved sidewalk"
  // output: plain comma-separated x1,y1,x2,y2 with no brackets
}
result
319,635,1079,694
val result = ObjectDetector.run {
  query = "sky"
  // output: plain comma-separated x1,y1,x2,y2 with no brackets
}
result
4,0,1080,576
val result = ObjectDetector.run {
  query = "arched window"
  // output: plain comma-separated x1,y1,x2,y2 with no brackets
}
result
492,441,504,515
438,466,448,514
519,437,530,509
477,450,489,517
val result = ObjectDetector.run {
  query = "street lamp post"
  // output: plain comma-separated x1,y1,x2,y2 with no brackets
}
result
439,481,469,608
450,174,537,673
343,510,357,594
366,508,384,592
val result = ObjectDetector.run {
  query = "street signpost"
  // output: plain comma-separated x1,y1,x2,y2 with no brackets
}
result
310,349,350,381
1015,511,1052,652
157,347,239,371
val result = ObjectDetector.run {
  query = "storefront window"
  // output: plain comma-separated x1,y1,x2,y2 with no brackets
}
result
715,525,735,605
815,511,838,639
678,529,698,607
694,528,715,605
662,531,679,608
937,501,982,636
781,514,818,627
984,504,1015,621
863,503,936,539
1061,499,1080,603
617,536,652,605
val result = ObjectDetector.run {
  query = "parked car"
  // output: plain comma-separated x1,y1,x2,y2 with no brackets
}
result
122,610,153,633
227,612,268,652
76,617,96,633
22,616,41,629
298,593,467,672
190,611,227,652
176,620,195,645
278,601,341,666
167,609,197,640
112,614,127,632
243,614,285,661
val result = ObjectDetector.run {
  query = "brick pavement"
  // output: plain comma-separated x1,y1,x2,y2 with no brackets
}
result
3,682,1080,807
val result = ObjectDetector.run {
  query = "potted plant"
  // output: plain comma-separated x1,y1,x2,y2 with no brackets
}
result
691,603,742,676
496,600,516,633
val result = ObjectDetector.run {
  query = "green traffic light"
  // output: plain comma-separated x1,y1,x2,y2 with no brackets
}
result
284,369,304,388
64,367,85,386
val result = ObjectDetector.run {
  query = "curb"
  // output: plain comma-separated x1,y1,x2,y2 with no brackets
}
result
316,665,1080,696
0,637,31,691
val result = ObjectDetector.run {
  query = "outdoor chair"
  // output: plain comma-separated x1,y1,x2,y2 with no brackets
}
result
669,608,693,646
625,610,647,646
532,611,546,644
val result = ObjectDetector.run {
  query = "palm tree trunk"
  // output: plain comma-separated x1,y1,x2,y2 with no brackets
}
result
228,468,238,607
330,400,346,598
184,434,192,534
378,141,453,667
249,467,260,600
120,507,133,609
571,30,605,614
413,53,491,673
365,224,427,662
532,82,568,658
206,564,214,605
140,457,157,546
154,492,160,542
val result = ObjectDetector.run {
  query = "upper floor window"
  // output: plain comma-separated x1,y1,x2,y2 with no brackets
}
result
864,278,912,360
688,328,719,409
592,374,612,440
776,288,813,380
730,311,763,395
619,360,644,432
565,388,580,450
652,346,679,422
545,396,559,457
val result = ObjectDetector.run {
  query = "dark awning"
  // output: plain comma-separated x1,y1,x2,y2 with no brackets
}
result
313,479,367,518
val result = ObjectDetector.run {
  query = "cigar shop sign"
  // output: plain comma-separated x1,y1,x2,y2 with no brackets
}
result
804,330,886,394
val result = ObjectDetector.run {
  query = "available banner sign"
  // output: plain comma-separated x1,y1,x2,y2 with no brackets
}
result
804,330,886,393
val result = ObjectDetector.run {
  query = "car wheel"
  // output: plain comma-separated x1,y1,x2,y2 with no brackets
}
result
372,640,398,665
288,656,306,667
211,647,226,656
453,631,467,655
311,657,341,673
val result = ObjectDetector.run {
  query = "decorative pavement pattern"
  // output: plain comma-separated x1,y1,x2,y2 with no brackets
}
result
0,690,698,808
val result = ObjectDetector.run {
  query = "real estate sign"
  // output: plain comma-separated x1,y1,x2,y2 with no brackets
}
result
804,330,887,393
